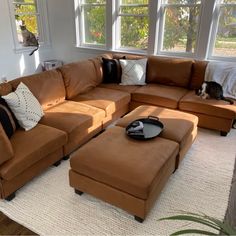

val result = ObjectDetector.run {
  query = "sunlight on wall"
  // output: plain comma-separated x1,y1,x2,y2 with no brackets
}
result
34,50,40,70
19,54,25,76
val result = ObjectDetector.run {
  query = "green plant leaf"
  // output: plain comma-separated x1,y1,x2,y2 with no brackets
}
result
158,215,220,231
170,229,217,235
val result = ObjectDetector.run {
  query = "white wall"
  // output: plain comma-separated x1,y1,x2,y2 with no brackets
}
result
0,0,96,81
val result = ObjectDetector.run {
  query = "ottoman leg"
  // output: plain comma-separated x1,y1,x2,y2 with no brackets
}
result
134,215,144,223
5,192,16,201
62,155,70,161
220,131,228,137
75,189,84,196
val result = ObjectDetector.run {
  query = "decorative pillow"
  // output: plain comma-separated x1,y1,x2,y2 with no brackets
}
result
120,58,147,86
2,82,44,131
102,57,125,84
0,97,18,138
0,124,14,165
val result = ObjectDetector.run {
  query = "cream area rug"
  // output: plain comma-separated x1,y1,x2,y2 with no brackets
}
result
0,128,235,235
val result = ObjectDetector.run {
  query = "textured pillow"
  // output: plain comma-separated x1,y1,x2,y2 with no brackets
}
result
3,82,44,131
0,124,14,165
0,97,18,138
102,57,125,84
120,58,147,86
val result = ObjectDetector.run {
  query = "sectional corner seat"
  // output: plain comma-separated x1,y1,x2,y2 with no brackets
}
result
0,54,235,201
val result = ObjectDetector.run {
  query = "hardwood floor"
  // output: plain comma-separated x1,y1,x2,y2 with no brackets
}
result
0,158,235,235
0,212,36,235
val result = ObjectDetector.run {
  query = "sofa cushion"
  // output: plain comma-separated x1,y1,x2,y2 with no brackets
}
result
40,101,105,154
70,87,131,116
116,105,198,149
179,91,236,119
59,60,102,99
146,56,193,88
0,83,12,96
99,83,140,93
3,82,44,131
132,84,188,109
10,70,65,111
0,124,14,166
189,60,208,90
0,124,67,180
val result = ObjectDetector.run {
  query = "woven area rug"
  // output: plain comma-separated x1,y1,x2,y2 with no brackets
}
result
0,128,235,235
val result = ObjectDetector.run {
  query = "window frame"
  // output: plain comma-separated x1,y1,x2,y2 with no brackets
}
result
74,0,236,61
75,0,107,49
208,0,236,61
156,1,202,58
115,0,149,52
8,0,51,54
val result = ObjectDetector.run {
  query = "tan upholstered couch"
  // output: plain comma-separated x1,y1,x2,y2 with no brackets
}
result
0,54,235,200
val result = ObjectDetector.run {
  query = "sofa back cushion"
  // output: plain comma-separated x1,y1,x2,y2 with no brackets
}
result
10,70,65,110
189,60,208,90
0,82,12,96
59,59,101,99
147,56,194,88
0,124,14,165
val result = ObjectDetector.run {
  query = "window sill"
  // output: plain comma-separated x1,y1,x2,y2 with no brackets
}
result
14,43,51,54
75,45,148,56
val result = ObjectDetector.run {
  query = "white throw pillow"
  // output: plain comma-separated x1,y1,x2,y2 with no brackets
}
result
120,58,147,85
3,82,44,131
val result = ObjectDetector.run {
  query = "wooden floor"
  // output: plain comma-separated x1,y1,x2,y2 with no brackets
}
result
0,157,235,235
0,212,36,235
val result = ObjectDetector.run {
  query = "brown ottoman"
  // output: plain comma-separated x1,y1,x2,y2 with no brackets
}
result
116,105,198,167
70,126,179,222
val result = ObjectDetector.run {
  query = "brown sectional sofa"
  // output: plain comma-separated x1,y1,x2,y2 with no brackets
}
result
0,53,235,200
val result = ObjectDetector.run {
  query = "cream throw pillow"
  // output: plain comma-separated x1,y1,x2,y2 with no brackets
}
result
3,82,44,131
120,58,147,85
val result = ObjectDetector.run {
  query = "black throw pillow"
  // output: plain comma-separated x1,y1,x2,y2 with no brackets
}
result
102,57,125,84
0,97,18,138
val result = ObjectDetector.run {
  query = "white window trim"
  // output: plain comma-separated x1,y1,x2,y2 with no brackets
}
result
208,1,236,61
75,0,107,50
8,0,51,54
74,0,236,61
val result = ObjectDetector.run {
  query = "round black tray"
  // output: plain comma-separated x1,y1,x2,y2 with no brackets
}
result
126,116,164,140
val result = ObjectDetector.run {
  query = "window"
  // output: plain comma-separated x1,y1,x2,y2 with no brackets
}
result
77,0,106,47
159,0,201,54
117,0,149,50
8,0,50,52
74,0,236,61
210,0,236,57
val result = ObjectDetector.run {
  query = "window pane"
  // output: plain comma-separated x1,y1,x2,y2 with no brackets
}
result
120,6,148,14
14,4,37,14
83,6,106,45
15,15,38,45
162,6,200,53
83,0,105,3
121,16,148,49
213,6,236,57
164,0,201,4
121,0,148,4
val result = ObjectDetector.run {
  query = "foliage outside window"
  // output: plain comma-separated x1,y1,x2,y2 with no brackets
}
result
79,0,106,46
118,0,149,50
160,0,201,53
212,0,236,57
